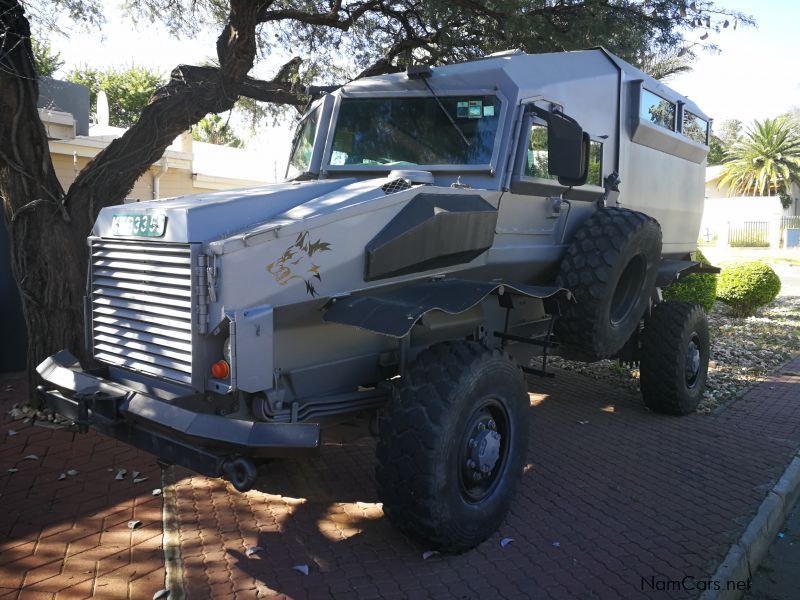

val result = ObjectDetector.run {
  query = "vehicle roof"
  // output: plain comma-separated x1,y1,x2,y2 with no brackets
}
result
339,47,710,122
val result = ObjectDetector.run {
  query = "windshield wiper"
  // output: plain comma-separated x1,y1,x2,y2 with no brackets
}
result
420,77,472,148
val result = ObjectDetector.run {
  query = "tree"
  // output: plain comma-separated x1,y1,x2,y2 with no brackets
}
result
717,118,742,146
707,136,725,165
718,117,800,204
192,114,244,147
638,48,694,81
0,0,753,389
707,119,742,166
66,65,165,127
30,36,62,76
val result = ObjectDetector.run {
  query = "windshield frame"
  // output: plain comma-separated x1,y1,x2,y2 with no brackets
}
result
321,88,508,174
284,95,334,180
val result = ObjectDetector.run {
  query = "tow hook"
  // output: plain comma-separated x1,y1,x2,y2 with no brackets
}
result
221,456,258,492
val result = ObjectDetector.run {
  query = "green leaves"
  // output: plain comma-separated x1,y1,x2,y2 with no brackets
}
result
191,114,244,148
66,65,165,128
30,37,63,77
718,117,800,197
717,261,781,318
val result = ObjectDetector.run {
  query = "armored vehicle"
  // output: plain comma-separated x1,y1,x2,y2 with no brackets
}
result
38,48,716,551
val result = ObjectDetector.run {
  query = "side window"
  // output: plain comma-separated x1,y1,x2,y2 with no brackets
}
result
587,140,603,187
682,110,709,145
640,89,676,131
525,123,603,186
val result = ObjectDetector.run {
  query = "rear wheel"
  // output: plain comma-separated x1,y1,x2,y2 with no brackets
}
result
555,207,662,361
640,301,709,415
376,341,529,552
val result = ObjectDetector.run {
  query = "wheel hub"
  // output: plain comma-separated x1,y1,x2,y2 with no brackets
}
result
685,335,701,387
465,417,502,481
471,429,501,475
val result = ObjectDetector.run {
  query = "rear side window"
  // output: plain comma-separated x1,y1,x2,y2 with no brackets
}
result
640,89,676,131
682,110,709,145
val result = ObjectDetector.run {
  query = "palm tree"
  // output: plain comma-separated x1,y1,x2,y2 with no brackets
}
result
718,117,800,198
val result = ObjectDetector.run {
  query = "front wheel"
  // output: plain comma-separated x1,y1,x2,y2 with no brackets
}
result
640,301,710,415
376,341,530,552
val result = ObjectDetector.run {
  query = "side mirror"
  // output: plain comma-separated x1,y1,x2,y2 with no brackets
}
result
531,107,589,187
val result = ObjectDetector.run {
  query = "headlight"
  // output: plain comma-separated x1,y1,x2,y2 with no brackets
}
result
223,336,232,365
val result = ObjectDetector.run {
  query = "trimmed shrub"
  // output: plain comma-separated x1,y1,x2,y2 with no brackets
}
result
663,249,718,313
716,261,782,317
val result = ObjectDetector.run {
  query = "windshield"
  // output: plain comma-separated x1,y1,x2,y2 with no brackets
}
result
329,95,501,167
286,108,320,179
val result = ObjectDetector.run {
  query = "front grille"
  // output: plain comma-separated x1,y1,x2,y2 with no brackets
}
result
90,239,194,384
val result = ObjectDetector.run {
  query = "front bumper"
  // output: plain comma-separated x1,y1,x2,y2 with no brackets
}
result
36,351,321,480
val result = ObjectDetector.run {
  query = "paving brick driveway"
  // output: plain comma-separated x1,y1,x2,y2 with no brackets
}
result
2,358,800,599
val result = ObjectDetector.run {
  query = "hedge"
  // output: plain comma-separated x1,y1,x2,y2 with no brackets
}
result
662,249,718,312
716,261,781,317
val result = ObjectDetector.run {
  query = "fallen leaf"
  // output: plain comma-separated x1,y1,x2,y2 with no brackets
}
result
500,537,514,547
7,468,18,474
422,550,439,560
577,420,589,425
133,477,148,484
127,520,142,530
58,473,67,481
293,564,309,575
245,546,263,557
67,469,79,476
132,471,141,479
115,469,127,481
7,430,18,436
152,489,163,496
23,454,39,461
153,590,170,600
552,541,561,548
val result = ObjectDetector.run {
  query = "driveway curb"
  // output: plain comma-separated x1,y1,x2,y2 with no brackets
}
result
700,450,800,600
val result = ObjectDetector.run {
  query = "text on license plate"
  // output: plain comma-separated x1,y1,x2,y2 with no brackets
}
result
111,214,167,237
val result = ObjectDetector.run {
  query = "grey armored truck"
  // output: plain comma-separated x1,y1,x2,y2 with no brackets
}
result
37,48,716,552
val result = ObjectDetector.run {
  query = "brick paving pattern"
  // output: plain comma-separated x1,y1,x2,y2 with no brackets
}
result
0,373,165,600
1,357,799,599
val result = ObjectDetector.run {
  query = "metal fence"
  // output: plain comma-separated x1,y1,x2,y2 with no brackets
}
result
728,221,770,247
779,216,800,230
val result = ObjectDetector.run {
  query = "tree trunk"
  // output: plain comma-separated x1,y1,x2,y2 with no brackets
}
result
0,0,279,398
0,0,88,390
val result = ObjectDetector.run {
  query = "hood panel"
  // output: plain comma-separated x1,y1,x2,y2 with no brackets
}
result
93,179,354,243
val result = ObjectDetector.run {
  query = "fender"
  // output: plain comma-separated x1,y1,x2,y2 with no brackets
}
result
656,259,720,289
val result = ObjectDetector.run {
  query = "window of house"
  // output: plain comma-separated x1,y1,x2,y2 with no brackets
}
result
640,89,676,131
525,124,603,186
682,110,709,145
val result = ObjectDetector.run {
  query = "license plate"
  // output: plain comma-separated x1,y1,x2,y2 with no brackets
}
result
111,214,166,237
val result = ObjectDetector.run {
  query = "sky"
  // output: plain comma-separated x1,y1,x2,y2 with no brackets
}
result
45,0,800,165
669,0,800,126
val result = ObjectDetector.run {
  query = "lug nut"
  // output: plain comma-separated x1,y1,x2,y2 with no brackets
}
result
488,420,496,430
469,438,476,448
472,472,481,481
467,459,475,469
481,465,490,473
478,423,486,431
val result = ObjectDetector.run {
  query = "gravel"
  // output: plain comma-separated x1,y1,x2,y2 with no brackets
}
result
549,297,800,414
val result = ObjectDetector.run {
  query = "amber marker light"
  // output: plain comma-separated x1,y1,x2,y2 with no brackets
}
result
211,360,230,379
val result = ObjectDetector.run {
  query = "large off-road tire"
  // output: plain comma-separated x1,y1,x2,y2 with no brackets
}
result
376,341,529,553
555,207,662,361
640,301,709,415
